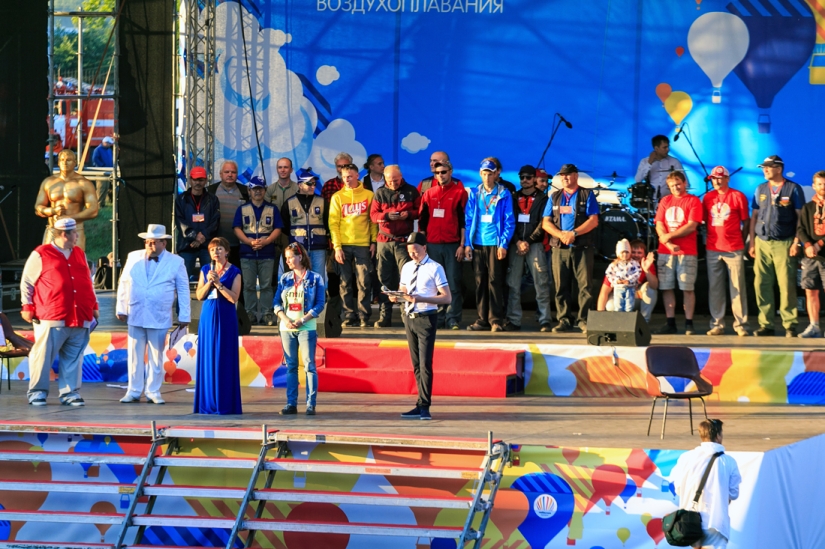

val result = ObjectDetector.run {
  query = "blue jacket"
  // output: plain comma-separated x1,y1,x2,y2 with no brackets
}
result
92,144,113,168
465,184,515,250
273,269,326,320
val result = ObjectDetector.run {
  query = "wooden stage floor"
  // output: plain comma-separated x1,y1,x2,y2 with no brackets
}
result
2,381,823,453
5,291,824,454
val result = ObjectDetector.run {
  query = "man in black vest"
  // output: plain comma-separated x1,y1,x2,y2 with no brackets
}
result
281,168,329,285
541,164,600,333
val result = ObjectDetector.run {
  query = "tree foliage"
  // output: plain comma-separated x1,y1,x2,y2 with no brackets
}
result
53,0,116,82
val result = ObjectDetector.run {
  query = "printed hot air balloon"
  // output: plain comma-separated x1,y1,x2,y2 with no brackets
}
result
688,12,750,104
512,472,575,548
727,1,817,132
803,0,825,83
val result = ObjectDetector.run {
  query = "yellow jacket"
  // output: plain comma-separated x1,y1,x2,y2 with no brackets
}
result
328,183,377,249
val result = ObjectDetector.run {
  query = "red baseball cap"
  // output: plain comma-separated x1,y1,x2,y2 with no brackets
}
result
190,166,207,179
535,168,549,179
709,165,730,179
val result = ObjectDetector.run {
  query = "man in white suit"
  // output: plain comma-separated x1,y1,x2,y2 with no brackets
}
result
116,224,190,404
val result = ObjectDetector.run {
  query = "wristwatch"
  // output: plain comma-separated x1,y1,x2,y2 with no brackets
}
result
572,230,578,238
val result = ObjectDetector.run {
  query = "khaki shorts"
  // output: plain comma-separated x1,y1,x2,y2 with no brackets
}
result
657,254,698,291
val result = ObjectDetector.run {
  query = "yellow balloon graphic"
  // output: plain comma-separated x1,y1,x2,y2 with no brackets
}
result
664,91,693,126
641,512,652,526
617,527,631,546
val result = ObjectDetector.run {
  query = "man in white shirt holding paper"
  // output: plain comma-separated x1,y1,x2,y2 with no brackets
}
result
634,134,685,199
671,419,742,549
116,224,190,404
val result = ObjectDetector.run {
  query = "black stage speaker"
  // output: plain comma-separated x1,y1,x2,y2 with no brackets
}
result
586,310,651,347
318,295,343,338
186,293,250,336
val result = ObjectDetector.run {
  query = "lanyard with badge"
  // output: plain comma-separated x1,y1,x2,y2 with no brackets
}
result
191,192,205,223
481,185,498,223
433,182,449,219
560,191,576,215
518,194,533,223
283,271,316,331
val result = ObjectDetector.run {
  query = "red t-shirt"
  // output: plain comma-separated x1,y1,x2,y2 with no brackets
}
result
702,188,749,252
655,193,703,255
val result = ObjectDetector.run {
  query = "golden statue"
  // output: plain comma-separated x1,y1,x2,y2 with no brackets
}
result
35,149,100,250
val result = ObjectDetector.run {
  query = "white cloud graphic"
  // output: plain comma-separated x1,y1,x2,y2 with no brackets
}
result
401,132,431,154
212,4,312,157
316,65,340,86
304,119,367,182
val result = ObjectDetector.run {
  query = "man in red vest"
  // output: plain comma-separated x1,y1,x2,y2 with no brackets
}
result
21,217,99,406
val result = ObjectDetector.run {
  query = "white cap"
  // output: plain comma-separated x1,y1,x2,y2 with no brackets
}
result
102,136,115,145
616,238,631,255
138,224,172,239
54,218,77,231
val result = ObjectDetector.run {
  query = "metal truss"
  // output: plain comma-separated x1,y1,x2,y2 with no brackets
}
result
184,0,216,182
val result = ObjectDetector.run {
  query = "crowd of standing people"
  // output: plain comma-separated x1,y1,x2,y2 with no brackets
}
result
19,140,825,419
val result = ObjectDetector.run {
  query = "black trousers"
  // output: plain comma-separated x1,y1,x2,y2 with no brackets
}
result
377,241,411,312
473,245,507,326
552,246,595,324
404,313,437,408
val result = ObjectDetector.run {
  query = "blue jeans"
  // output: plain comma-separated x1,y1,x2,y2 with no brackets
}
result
179,248,212,280
614,285,636,312
280,329,318,407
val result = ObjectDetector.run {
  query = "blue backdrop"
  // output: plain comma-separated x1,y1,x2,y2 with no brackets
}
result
202,0,825,199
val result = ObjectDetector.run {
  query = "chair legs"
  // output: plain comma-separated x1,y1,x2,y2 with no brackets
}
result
689,399,693,435
661,397,669,439
700,396,708,420
647,397,659,436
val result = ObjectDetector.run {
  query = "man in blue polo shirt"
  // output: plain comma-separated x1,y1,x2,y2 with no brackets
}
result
233,176,284,326
464,158,515,332
542,164,600,333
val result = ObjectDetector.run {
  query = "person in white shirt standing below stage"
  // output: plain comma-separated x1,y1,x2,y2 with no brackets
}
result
392,233,451,421
671,419,741,549
634,134,685,199
116,224,191,404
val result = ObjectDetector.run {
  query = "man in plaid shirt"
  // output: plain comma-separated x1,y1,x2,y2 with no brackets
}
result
322,152,354,202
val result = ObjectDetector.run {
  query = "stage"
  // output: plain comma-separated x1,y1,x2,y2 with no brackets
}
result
1,380,823,452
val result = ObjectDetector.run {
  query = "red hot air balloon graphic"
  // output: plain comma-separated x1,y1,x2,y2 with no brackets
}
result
726,1,817,132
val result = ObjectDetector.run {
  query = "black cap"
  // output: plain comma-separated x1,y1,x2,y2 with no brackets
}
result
518,165,536,176
758,155,784,168
406,232,427,246
557,163,579,175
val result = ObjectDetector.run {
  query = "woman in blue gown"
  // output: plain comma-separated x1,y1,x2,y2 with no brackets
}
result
193,237,243,414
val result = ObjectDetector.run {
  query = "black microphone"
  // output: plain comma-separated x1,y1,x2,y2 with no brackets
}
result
673,124,685,142
557,113,573,129
211,259,217,272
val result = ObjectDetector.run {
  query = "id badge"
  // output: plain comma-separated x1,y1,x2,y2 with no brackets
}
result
518,214,530,223
433,208,445,218
288,303,302,311
559,206,573,215
192,213,205,222
481,214,493,223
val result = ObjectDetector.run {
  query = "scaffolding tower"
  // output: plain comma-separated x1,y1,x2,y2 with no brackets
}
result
47,0,121,285
183,0,216,182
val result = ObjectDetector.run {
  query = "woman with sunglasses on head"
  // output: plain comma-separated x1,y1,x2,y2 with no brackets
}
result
274,242,326,416
193,237,243,415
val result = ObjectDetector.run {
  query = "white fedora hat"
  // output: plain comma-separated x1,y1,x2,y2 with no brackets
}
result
138,224,172,239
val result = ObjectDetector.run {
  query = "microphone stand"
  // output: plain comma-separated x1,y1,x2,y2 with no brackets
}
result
536,114,566,169
676,124,711,193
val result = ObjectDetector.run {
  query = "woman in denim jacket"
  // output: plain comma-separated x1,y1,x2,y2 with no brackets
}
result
273,242,326,415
